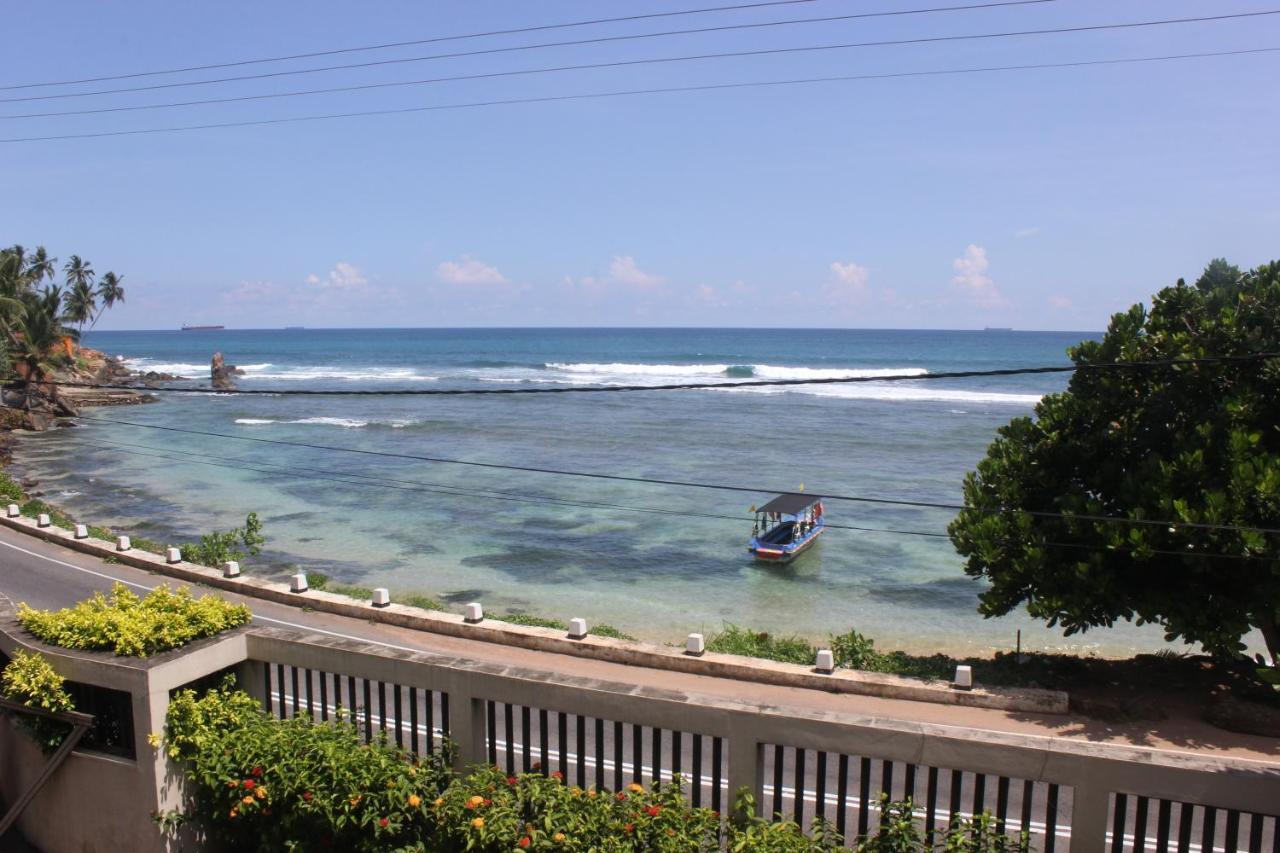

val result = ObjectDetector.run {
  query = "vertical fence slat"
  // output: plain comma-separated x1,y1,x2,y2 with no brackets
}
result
594,717,605,792
692,734,703,808
558,712,568,780
1132,796,1149,853
1247,812,1263,853
1175,801,1193,853
576,715,587,790
1225,810,1241,853
1020,780,1034,842
539,708,549,775
858,756,871,837
440,691,449,738
772,744,784,820
520,705,531,773
880,759,894,804
972,773,986,817
949,769,963,820
815,750,828,827
263,664,273,714
651,727,662,787
305,668,314,717
290,666,300,718
1111,793,1129,853
1044,783,1061,853
903,762,916,803
319,671,329,723
613,720,623,792
504,703,515,775
794,748,807,826
408,687,418,754
836,753,850,838
925,766,939,842
393,684,403,748
486,701,497,766
632,724,642,785
712,736,723,816
1201,805,1218,853
362,679,372,743
1156,798,1172,853
672,730,682,788
996,775,1009,834
332,672,343,719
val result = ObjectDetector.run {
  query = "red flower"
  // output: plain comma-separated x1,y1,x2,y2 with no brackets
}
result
379,818,389,828
615,792,628,802
302,791,313,802
250,766,263,778
550,770,564,780
624,823,635,834
483,799,492,807
645,805,661,817
518,837,531,849
507,776,518,786
242,779,256,790
531,762,542,771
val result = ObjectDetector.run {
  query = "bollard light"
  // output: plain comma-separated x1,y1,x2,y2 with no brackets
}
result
953,664,974,690
815,649,835,674
223,560,241,578
74,524,88,539
290,573,308,593
6,504,18,518
372,588,391,608
166,547,182,564
36,513,51,528
568,617,588,640
464,602,484,623
116,535,131,552
686,633,706,656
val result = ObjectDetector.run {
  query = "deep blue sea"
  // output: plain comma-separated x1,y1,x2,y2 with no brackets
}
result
13,327,1188,655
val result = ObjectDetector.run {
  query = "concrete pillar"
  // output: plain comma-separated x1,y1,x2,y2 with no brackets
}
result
116,535,131,551
223,561,240,578
372,588,390,607
290,573,308,592
166,547,182,564
5,504,18,518
36,513,51,528
815,649,834,673
568,618,587,639
73,524,88,539
686,633,706,656
1067,769,1111,853
464,602,483,623
726,717,764,821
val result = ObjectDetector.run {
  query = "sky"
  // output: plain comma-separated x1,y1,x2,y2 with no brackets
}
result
2,0,1278,330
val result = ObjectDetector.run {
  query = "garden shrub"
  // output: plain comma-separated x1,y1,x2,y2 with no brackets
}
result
181,512,264,568
16,582,251,657
0,650,75,753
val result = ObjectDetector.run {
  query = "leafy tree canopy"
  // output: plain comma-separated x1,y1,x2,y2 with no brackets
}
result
949,259,1280,664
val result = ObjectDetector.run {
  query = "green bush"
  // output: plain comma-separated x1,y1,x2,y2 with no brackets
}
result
16,582,251,657
0,650,75,753
181,512,264,568
20,498,74,529
706,624,817,666
0,470,23,502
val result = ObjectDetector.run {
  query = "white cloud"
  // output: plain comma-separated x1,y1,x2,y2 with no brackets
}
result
308,261,368,290
1014,226,1041,239
950,244,1008,308
436,255,507,285
607,255,664,288
829,261,870,291
1048,295,1073,310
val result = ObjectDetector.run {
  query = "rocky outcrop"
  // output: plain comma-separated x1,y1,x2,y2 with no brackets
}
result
211,351,237,390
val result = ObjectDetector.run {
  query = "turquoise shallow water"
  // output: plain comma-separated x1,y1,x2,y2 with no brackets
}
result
13,327,1192,655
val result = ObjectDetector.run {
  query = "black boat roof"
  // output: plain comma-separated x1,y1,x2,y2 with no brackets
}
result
757,493,821,515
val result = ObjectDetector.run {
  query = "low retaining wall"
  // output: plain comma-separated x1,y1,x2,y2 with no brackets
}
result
0,513,1068,715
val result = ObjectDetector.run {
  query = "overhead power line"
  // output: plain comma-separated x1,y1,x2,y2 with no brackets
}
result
0,0,827,91
75,434,1265,561
1,0,1054,105
42,352,1280,396
51,408,1280,538
4,46,1274,143
0,7,1262,108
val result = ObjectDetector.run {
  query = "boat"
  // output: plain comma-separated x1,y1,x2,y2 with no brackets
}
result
181,324,225,331
748,493,826,562
983,327,1013,332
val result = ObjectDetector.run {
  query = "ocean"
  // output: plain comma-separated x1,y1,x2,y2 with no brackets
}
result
13,327,1186,656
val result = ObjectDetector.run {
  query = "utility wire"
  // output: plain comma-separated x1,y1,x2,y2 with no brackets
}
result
41,351,1280,395
67,433,1267,561
0,0,827,91
1,0,1054,105
5,46,1274,143
0,0,1056,113
47,407,1280,537
0,7,1261,107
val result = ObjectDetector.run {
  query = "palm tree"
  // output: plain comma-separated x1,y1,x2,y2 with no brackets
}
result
63,255,94,293
93,272,124,329
63,280,97,339
25,247,56,287
10,287,77,409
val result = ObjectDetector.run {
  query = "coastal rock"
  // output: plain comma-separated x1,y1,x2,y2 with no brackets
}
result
1204,695,1280,737
211,352,237,390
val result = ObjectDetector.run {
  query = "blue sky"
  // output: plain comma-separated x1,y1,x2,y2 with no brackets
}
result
2,0,1277,330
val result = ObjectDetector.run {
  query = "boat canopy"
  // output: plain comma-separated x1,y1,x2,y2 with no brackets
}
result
756,493,822,515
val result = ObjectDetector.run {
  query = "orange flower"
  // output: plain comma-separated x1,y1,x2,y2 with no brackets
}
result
408,794,422,808
627,783,644,794
228,809,237,819
255,787,268,800
471,817,485,829
433,797,444,808
553,833,566,843
241,796,254,805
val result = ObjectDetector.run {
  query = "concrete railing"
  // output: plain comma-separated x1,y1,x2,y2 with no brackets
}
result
2,601,1278,852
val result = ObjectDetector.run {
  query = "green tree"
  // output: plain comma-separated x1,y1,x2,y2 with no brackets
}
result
10,287,77,405
63,279,97,338
948,259,1280,665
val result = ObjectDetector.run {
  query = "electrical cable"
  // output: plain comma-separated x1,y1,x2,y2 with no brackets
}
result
40,351,1280,395
1,7,1265,108
45,407,1280,537
0,0,829,91
0,0,1058,115
61,433,1268,561
5,45,1274,143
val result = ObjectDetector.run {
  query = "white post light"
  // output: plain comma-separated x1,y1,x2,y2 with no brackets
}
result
686,633,706,656
166,547,182,564
815,649,835,674
953,664,974,690
568,617,588,639
223,560,241,578
74,524,88,539
464,602,483,623
116,535,131,552
372,588,391,608
290,573,308,593
36,513,51,528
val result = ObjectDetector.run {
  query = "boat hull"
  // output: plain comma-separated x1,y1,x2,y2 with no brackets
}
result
749,522,825,563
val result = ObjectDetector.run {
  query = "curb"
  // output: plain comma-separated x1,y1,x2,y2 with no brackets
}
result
0,513,1069,715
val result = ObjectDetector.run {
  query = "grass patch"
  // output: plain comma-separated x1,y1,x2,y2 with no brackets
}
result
399,593,443,611
327,583,375,601
492,612,637,640
87,524,113,541
0,470,24,503
19,499,75,529
706,624,817,666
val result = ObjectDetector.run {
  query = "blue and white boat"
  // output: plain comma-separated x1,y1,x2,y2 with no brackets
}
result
748,494,825,562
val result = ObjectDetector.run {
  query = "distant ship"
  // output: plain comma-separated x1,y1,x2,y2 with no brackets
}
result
181,324,225,331
283,326,305,330
983,327,1013,332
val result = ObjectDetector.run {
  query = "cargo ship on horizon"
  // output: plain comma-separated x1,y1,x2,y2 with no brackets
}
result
180,324,225,331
